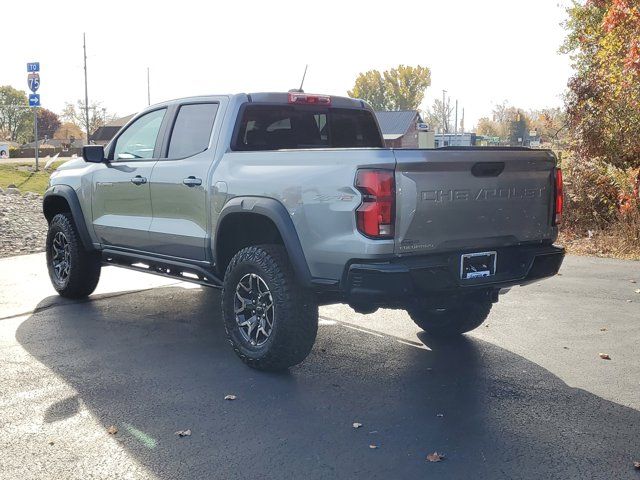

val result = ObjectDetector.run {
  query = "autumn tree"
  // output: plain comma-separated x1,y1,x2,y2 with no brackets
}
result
423,97,454,133
527,108,569,148
0,86,32,142
348,65,431,111
561,0,640,168
54,122,85,143
62,100,116,138
476,117,500,137
508,110,530,146
37,108,61,140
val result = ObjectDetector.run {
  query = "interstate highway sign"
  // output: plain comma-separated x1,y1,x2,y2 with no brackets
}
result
28,73,40,92
27,62,40,72
29,94,40,107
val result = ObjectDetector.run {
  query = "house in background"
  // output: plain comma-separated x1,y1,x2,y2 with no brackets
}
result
374,110,434,148
21,138,84,150
90,114,136,145
434,132,477,147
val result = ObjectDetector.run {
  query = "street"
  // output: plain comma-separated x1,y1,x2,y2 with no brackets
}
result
1,253,638,479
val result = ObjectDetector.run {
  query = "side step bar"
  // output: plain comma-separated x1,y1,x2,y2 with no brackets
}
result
102,249,223,288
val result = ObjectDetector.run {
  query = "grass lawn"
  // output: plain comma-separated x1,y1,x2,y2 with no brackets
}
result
0,161,65,195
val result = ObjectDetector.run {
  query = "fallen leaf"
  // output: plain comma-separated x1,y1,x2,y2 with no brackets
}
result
48,441,55,446
352,422,362,429
627,300,633,303
107,425,118,435
224,394,237,401
598,353,611,360
630,280,637,284
633,461,640,469
600,328,607,332
175,429,191,437
369,444,379,449
426,452,445,462
563,346,569,350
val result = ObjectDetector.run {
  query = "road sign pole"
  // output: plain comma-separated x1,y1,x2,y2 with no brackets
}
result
34,109,39,172
27,61,41,170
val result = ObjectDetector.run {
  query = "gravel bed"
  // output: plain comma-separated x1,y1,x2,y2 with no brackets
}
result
0,188,48,258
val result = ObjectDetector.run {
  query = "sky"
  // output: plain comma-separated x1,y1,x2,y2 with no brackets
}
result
3,0,574,129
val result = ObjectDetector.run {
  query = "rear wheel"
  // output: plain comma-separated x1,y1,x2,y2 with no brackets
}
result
408,299,492,336
46,213,101,298
222,244,318,371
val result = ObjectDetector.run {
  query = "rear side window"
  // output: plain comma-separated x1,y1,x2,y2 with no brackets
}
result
232,106,382,151
167,103,218,158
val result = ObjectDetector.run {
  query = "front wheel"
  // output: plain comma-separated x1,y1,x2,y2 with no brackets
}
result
46,212,101,298
221,244,318,371
408,299,492,336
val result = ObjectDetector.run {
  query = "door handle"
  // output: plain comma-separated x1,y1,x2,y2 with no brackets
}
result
130,175,147,185
183,176,202,187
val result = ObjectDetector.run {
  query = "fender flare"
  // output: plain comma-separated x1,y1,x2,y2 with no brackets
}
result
215,197,312,286
43,185,95,251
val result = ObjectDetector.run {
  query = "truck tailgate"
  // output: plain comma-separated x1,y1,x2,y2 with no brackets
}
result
393,148,557,255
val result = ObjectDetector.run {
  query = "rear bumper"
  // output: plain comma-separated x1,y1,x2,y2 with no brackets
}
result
345,244,564,304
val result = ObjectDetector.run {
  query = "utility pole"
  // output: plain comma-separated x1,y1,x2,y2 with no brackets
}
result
83,33,90,144
147,67,151,106
442,90,447,134
454,99,459,143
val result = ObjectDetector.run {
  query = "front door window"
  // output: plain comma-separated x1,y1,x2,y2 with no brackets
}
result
112,109,166,160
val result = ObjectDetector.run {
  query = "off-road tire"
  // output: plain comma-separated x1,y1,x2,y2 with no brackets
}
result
46,212,101,298
222,244,318,371
408,300,492,336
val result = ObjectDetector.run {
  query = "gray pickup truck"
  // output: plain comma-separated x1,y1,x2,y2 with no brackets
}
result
43,92,564,370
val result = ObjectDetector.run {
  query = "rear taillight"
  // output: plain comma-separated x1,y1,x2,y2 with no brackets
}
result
355,169,395,238
554,168,563,226
288,92,331,105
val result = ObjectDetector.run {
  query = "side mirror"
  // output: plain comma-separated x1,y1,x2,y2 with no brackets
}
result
82,145,105,163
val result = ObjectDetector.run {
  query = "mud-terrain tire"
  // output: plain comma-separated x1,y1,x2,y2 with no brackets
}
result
222,244,318,371
46,212,101,298
408,300,492,336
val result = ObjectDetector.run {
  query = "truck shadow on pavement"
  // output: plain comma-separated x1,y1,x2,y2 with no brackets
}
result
16,286,640,480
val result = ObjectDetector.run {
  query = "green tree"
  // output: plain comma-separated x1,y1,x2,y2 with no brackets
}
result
0,86,33,142
348,65,431,111
561,0,640,168
347,70,390,110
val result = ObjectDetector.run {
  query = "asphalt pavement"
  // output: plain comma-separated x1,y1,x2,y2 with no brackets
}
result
0,253,638,479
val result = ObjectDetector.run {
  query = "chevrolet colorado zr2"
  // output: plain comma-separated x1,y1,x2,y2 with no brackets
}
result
43,92,564,370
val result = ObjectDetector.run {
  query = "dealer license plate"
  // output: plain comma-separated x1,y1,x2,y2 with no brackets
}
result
460,251,497,280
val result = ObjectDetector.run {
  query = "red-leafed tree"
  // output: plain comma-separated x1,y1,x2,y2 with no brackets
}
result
37,108,61,140
562,0,640,169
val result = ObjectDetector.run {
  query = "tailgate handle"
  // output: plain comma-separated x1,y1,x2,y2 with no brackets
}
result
471,162,505,177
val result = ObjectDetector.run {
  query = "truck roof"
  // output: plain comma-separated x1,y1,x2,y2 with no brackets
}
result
151,92,370,110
